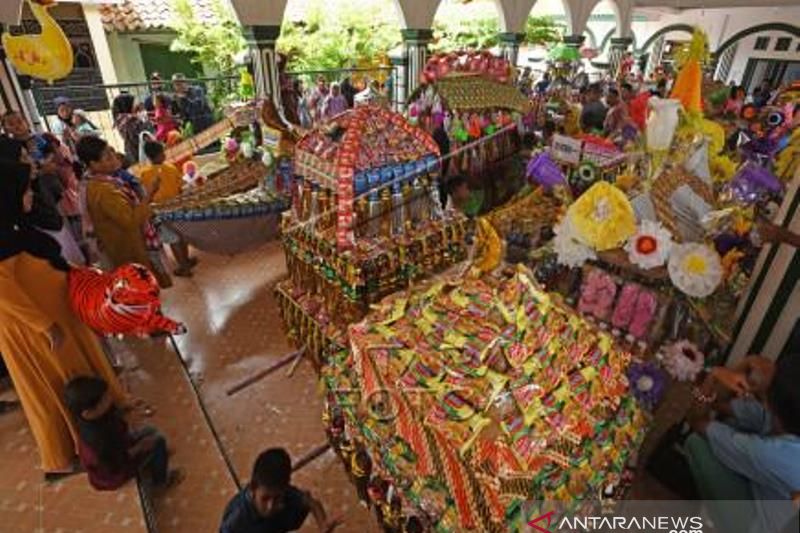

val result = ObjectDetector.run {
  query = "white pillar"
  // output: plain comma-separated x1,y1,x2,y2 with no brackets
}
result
609,37,633,80
498,32,525,67
401,28,433,98
82,3,118,85
244,25,282,111
389,48,407,111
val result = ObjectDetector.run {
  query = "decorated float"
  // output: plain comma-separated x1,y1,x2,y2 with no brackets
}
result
408,51,531,211
522,29,791,369
277,105,471,363
322,264,649,532
150,102,291,255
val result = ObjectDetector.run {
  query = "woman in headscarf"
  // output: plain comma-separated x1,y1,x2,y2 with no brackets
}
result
112,92,152,165
50,96,80,155
0,151,125,476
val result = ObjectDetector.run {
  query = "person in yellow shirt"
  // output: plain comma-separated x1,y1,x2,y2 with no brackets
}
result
139,141,196,277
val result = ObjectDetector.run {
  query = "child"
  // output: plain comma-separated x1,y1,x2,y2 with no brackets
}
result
64,376,182,491
72,110,101,137
445,175,471,214
76,136,172,288
219,448,342,533
140,141,197,277
153,94,178,143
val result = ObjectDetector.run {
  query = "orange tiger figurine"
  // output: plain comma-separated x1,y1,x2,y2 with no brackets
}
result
68,263,185,337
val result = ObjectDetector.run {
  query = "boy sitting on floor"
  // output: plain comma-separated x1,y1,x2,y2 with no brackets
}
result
686,354,800,533
219,448,342,533
138,140,197,277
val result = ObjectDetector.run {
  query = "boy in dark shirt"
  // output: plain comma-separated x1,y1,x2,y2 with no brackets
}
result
220,448,342,533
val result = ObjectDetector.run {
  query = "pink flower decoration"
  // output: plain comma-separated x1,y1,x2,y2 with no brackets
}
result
612,283,641,330
629,289,658,339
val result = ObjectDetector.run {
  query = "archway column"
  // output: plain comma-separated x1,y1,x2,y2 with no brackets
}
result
389,47,407,111
402,28,433,98
498,32,525,67
563,34,586,49
243,24,282,111
609,36,633,79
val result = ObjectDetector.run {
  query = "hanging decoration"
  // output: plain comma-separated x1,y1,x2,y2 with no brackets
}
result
2,0,74,84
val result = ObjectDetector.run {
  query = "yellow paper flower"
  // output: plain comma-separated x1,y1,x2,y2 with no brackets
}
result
668,243,722,298
567,181,636,251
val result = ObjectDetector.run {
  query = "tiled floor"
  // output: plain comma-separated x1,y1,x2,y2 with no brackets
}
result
0,387,146,533
1,239,684,532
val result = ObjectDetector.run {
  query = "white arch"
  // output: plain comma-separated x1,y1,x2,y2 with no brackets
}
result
496,0,539,34
561,0,601,36
610,0,634,39
395,0,441,29
228,0,289,26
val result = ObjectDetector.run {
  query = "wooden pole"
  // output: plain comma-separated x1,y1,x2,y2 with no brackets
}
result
226,346,306,396
292,442,331,472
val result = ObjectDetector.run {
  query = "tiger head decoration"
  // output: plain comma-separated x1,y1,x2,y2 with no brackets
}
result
68,263,186,337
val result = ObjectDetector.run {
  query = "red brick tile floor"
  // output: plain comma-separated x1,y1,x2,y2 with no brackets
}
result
1,240,685,532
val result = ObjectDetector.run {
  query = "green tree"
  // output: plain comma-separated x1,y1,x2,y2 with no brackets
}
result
431,17,501,52
169,0,246,75
277,0,400,73
524,16,564,46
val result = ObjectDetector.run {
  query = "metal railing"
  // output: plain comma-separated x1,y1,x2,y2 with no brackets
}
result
28,66,401,149
30,76,238,152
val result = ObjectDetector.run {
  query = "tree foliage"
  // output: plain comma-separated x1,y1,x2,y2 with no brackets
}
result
169,0,246,75
277,0,401,73
525,16,565,46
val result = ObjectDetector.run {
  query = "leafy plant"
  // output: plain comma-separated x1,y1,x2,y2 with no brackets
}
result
524,16,564,46
169,0,247,75
277,0,400,74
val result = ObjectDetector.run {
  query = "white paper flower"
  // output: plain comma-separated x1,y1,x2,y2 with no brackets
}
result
659,340,705,382
625,220,673,270
553,216,596,268
667,243,722,298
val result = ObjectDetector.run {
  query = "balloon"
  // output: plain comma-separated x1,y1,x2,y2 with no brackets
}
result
2,1,73,83
68,264,185,337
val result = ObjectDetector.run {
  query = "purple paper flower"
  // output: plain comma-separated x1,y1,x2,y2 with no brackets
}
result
725,163,783,204
627,361,666,409
526,152,566,189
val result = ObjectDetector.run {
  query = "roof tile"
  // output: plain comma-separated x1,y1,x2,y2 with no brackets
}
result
100,0,219,33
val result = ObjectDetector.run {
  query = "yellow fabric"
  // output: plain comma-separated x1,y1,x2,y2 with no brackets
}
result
86,180,152,269
138,163,183,203
0,254,124,471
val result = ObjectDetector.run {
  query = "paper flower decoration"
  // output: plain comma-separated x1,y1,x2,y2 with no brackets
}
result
627,361,666,409
668,243,722,298
567,182,636,251
553,216,596,268
526,152,566,189
725,162,783,204
626,220,673,270
659,340,704,382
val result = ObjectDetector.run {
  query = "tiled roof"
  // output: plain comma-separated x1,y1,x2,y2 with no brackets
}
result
99,0,218,32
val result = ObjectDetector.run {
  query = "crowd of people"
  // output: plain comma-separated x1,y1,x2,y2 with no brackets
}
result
283,73,391,128
0,70,346,532
1,50,799,532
